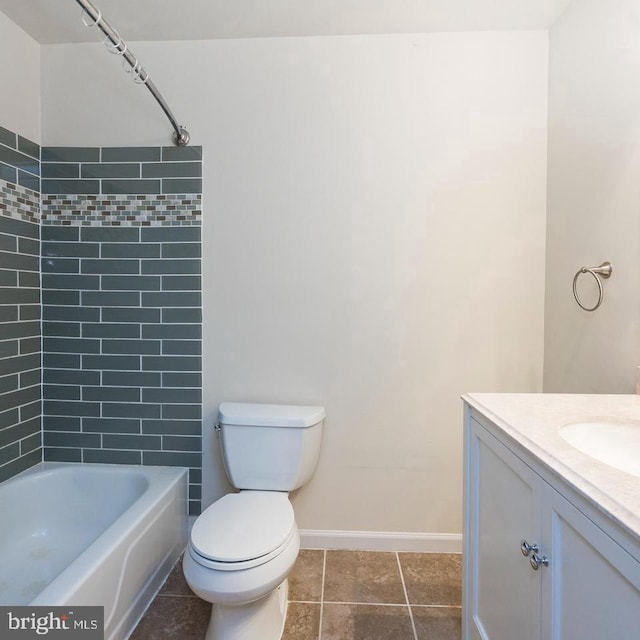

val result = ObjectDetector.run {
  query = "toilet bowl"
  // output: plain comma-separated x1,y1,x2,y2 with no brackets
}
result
183,403,324,640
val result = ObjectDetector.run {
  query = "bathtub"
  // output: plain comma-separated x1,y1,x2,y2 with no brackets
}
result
0,462,188,640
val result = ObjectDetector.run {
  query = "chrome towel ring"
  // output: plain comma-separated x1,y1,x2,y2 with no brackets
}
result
572,261,612,312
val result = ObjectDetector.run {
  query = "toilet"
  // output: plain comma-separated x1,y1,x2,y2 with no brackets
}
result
183,402,325,640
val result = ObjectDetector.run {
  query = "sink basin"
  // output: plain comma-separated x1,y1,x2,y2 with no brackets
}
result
559,421,640,477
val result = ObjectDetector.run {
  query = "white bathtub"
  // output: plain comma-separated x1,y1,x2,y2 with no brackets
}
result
0,462,188,639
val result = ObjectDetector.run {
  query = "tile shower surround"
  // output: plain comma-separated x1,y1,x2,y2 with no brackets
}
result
0,126,42,482
0,126,204,514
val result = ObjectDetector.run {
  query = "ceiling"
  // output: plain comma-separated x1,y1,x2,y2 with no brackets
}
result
0,0,573,44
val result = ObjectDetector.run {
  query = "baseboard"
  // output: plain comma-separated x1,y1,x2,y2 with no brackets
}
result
299,529,462,553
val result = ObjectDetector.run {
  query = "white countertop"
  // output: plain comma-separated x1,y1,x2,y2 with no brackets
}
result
463,393,640,542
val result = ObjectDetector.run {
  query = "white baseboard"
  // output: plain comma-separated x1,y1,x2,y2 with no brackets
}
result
299,529,462,554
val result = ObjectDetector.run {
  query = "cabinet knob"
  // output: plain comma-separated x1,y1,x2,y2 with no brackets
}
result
520,539,539,557
530,553,549,570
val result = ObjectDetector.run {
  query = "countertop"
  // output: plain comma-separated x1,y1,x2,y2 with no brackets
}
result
463,393,640,543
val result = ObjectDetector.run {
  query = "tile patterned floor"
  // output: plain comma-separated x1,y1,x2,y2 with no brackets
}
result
130,550,462,640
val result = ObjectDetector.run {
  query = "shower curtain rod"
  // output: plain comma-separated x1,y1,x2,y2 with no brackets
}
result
75,0,190,146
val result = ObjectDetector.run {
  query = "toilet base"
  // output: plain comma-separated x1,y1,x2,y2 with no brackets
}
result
205,579,289,640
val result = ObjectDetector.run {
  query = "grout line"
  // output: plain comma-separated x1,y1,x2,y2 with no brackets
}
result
318,549,327,640
396,551,418,640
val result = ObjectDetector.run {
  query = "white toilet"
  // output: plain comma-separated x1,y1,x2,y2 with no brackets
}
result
183,402,325,640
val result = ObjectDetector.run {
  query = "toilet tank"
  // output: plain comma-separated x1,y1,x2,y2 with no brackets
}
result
218,402,325,491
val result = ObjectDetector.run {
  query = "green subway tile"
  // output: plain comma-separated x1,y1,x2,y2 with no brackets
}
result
43,384,81,400
17,171,40,192
142,292,200,308
82,355,141,371
143,388,201,403
161,243,202,259
102,307,160,323
82,323,140,338
0,408,19,430
0,251,39,272
41,258,81,273
18,237,39,255
143,450,200,467
42,353,80,370
43,400,100,417
81,163,140,179
162,308,201,324
142,420,200,436
162,372,201,387
18,272,40,288
81,291,140,307
44,369,100,386
82,418,141,434
102,339,160,355
44,432,101,448
84,449,141,464
43,306,100,322
101,147,160,162
42,147,100,162
81,227,139,243
0,126,16,148
142,324,201,339
189,500,200,516
43,337,100,354
142,162,202,178
44,448,82,462
101,179,161,194
0,321,40,340
42,274,99,290
0,145,39,175
0,307,18,323
142,356,201,372
19,337,41,354
103,434,161,450
43,321,81,337
17,136,39,160
0,374,18,395
0,234,16,251
41,179,99,194
42,227,79,241
163,404,203,421
141,260,200,275
101,243,160,258
19,306,41,321
81,259,140,274
42,163,79,179
83,387,140,402
162,178,202,193
43,416,81,431
0,288,39,304
101,371,160,387
161,276,201,291
42,290,79,306
161,146,202,161
141,227,200,243
0,216,39,239
42,242,99,258
102,275,160,291
164,435,202,452
0,270,16,286
0,451,41,483
103,403,160,419
162,340,201,356
0,341,18,358
0,163,17,182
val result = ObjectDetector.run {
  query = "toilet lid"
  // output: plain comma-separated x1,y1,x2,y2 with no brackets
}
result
191,491,295,563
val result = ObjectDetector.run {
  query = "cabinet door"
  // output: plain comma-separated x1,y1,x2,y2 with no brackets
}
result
465,418,542,640
542,484,640,640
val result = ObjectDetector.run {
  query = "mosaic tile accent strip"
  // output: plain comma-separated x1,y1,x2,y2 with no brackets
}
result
41,194,202,227
0,125,42,483
1,182,41,224
41,216,203,515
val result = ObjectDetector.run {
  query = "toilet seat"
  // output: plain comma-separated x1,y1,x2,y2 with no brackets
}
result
190,491,296,572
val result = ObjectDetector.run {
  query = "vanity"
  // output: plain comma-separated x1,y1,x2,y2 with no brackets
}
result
463,394,640,640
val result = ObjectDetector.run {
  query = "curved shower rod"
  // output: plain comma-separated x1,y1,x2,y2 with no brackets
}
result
75,0,190,146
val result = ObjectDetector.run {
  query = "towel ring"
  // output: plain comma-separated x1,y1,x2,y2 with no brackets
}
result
572,261,612,312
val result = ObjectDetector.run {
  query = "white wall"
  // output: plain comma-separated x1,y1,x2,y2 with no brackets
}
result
41,32,548,535
0,11,40,142
544,0,640,393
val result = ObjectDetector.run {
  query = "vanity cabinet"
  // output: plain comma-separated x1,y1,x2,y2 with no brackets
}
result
464,409,640,640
